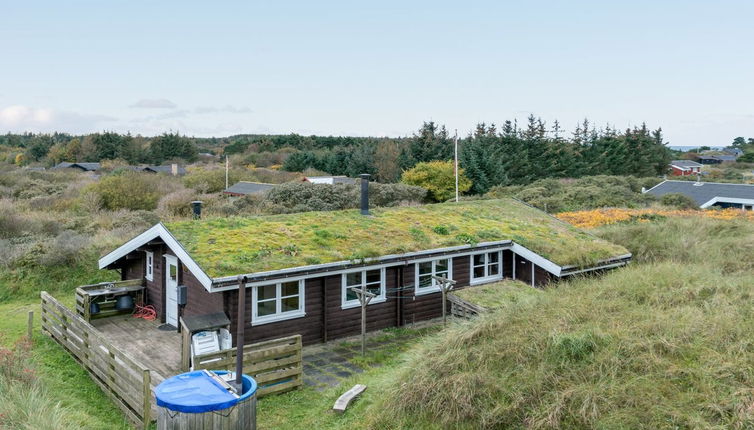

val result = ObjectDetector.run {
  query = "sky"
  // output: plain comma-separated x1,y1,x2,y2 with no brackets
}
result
1,1,753,146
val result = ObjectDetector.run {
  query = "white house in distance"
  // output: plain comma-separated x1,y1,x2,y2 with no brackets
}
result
303,176,358,185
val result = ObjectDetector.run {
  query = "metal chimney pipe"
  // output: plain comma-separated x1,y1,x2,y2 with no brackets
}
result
359,174,370,215
190,201,202,219
235,275,247,393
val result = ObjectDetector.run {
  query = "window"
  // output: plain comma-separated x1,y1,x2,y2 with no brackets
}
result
145,251,154,281
251,280,305,325
470,250,503,284
342,268,385,309
415,258,452,295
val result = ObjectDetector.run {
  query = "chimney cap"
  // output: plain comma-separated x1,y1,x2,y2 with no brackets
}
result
359,173,370,179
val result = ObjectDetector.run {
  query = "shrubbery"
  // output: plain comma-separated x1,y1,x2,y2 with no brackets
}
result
401,160,471,202
659,192,698,210
486,175,661,212
87,172,163,210
261,182,427,214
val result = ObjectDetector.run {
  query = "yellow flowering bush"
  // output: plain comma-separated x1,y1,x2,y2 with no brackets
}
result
557,208,754,229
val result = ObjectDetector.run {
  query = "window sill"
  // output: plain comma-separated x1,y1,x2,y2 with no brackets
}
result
341,296,387,310
251,311,306,326
470,275,503,286
415,286,441,296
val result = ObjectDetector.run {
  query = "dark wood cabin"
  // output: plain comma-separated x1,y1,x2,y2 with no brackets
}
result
99,199,631,348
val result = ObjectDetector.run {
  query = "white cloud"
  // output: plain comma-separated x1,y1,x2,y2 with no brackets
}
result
129,99,177,109
0,105,116,133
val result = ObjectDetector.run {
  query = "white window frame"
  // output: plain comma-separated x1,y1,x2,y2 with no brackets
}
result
414,257,453,295
250,279,306,326
145,251,154,282
470,250,503,285
341,268,386,309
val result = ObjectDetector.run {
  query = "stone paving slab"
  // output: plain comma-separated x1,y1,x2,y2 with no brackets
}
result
301,320,441,390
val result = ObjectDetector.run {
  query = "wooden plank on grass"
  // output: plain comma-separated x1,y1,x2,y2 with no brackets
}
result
333,384,367,414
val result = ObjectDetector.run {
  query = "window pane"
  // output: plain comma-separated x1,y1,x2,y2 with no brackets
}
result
346,272,361,287
367,284,382,296
281,296,299,312
258,284,276,300
473,266,485,278
488,262,499,276
169,264,177,281
436,259,449,273
257,300,276,317
418,261,432,276
366,270,381,284
488,252,499,263
418,274,432,288
281,281,299,297
473,254,484,266
346,286,358,301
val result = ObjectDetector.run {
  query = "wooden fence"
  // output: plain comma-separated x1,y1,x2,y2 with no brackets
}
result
193,334,303,397
447,292,487,319
40,291,153,429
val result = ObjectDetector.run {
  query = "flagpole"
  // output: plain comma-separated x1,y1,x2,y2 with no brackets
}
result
225,155,229,190
454,129,459,203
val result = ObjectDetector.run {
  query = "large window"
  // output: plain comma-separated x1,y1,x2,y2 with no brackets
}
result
415,258,452,294
251,280,305,325
471,250,502,284
145,251,154,281
342,268,385,309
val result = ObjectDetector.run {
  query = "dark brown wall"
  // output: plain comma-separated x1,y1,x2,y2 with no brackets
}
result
180,263,224,318
514,255,551,287
146,245,166,322
224,277,325,346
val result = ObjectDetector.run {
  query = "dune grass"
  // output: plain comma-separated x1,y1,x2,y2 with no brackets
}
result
355,217,754,429
450,279,539,311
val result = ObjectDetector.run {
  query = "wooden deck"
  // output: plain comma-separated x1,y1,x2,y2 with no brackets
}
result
91,316,182,386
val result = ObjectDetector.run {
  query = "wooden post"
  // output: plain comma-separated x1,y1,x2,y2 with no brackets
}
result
27,311,33,340
235,275,247,393
432,275,457,327
353,285,375,357
512,252,516,279
141,369,151,428
531,263,535,288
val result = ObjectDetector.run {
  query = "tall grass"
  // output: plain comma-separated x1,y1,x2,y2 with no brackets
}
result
0,339,72,429
363,217,754,429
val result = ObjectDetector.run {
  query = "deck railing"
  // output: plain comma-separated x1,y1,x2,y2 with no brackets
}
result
40,291,153,429
193,334,303,397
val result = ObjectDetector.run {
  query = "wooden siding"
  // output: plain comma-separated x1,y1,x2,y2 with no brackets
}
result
179,261,224,318
514,255,552,287
224,278,325,346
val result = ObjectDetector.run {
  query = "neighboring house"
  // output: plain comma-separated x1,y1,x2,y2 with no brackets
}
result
645,180,754,210
98,193,631,347
142,164,187,176
724,147,744,157
304,176,358,185
696,155,723,165
715,155,738,162
52,162,101,172
669,160,702,176
223,181,275,196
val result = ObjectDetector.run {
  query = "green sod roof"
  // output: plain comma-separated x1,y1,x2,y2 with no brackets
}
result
164,199,628,278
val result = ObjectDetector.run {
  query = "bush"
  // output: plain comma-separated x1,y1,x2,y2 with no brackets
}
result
88,172,161,210
660,193,698,210
487,175,659,212
401,160,472,202
37,230,90,267
158,189,199,217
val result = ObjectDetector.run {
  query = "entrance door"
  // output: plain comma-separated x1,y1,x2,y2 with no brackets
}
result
165,255,179,327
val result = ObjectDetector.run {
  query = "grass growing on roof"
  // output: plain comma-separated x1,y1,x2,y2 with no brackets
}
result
164,199,628,278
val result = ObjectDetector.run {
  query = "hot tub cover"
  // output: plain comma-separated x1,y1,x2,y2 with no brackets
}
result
155,370,256,413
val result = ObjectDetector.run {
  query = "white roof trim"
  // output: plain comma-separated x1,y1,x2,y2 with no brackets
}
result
510,243,563,276
700,197,754,209
97,223,213,291
643,180,667,194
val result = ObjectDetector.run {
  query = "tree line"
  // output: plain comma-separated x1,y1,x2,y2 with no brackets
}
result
282,116,671,193
2,115,671,192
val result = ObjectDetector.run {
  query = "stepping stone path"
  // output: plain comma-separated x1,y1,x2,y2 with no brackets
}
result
301,324,439,391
